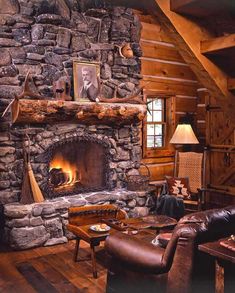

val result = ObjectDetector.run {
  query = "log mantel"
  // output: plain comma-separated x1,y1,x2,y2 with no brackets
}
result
12,99,147,126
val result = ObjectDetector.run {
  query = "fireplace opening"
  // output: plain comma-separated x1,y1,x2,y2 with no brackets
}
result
47,140,109,197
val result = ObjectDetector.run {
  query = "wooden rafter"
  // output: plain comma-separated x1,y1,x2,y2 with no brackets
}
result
154,0,235,131
227,77,235,92
170,0,231,17
201,34,235,55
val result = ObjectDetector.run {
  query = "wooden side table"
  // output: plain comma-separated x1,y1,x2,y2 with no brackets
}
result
67,205,127,278
198,238,235,293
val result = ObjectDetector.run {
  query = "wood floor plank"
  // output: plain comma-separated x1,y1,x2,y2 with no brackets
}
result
0,280,36,293
0,240,107,293
16,262,58,293
0,260,37,293
31,257,81,293
44,253,102,291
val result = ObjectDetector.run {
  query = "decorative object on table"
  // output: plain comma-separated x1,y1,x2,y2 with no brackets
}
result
53,75,72,101
101,218,128,231
90,224,111,232
73,60,100,102
220,235,235,251
20,132,44,204
126,162,150,191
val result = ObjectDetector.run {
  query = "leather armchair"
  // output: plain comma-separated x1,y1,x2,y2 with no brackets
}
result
105,205,235,293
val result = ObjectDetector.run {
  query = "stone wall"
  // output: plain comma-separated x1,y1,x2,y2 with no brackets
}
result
0,0,142,204
0,0,141,102
0,0,152,249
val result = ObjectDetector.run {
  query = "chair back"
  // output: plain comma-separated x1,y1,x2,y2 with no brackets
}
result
68,204,127,226
174,151,205,193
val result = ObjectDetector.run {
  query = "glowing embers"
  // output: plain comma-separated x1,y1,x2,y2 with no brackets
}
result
49,152,81,188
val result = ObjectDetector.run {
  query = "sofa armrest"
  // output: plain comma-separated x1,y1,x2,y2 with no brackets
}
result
105,232,167,274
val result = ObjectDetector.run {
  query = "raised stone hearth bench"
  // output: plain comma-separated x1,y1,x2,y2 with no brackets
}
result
4,189,155,250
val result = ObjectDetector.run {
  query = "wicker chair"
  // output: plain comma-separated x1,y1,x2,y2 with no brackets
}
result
173,150,207,212
156,150,207,219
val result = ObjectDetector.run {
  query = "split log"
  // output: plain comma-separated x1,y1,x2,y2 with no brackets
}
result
12,99,147,126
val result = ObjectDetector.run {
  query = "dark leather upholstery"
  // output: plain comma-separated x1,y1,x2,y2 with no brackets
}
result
105,205,235,293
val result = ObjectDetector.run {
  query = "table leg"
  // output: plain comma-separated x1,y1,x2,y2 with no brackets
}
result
90,244,97,279
215,259,224,293
73,238,80,262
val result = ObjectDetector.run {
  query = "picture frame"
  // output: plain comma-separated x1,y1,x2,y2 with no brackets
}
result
73,60,100,102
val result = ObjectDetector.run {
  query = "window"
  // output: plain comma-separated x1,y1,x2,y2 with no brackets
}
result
143,91,175,158
146,98,166,148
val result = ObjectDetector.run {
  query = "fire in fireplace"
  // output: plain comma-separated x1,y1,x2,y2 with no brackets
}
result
49,152,82,188
46,138,110,197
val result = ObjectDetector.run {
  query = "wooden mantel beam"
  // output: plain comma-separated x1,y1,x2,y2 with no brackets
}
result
201,34,235,55
12,100,147,126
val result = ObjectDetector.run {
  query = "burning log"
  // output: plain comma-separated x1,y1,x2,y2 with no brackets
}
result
49,168,68,187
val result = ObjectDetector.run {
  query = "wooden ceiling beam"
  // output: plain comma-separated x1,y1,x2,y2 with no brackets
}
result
170,0,232,17
170,0,219,17
154,0,231,97
201,34,235,55
107,0,157,11
227,78,235,92
154,0,235,136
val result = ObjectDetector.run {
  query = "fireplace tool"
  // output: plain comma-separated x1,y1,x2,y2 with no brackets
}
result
20,132,44,204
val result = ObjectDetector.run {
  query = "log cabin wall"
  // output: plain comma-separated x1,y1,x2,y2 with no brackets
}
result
153,0,235,206
135,11,202,181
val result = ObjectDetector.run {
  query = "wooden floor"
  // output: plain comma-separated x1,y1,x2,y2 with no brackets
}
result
0,240,107,292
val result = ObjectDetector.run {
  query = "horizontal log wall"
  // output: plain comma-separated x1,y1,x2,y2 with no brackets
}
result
135,11,201,181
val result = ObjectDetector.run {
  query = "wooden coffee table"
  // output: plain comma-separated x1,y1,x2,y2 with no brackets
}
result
69,215,177,278
198,237,235,293
141,215,177,232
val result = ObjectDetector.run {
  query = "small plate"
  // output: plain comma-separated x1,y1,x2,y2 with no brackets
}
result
90,224,110,233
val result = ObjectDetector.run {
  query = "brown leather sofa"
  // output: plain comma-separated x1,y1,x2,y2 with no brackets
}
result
105,205,235,293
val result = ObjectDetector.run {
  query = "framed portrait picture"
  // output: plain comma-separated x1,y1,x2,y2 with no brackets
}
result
73,61,100,102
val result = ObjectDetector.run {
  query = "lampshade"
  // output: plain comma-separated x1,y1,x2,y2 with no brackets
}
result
170,124,199,144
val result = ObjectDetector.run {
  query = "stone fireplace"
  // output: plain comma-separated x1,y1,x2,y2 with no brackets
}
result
0,0,154,250
2,123,155,250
